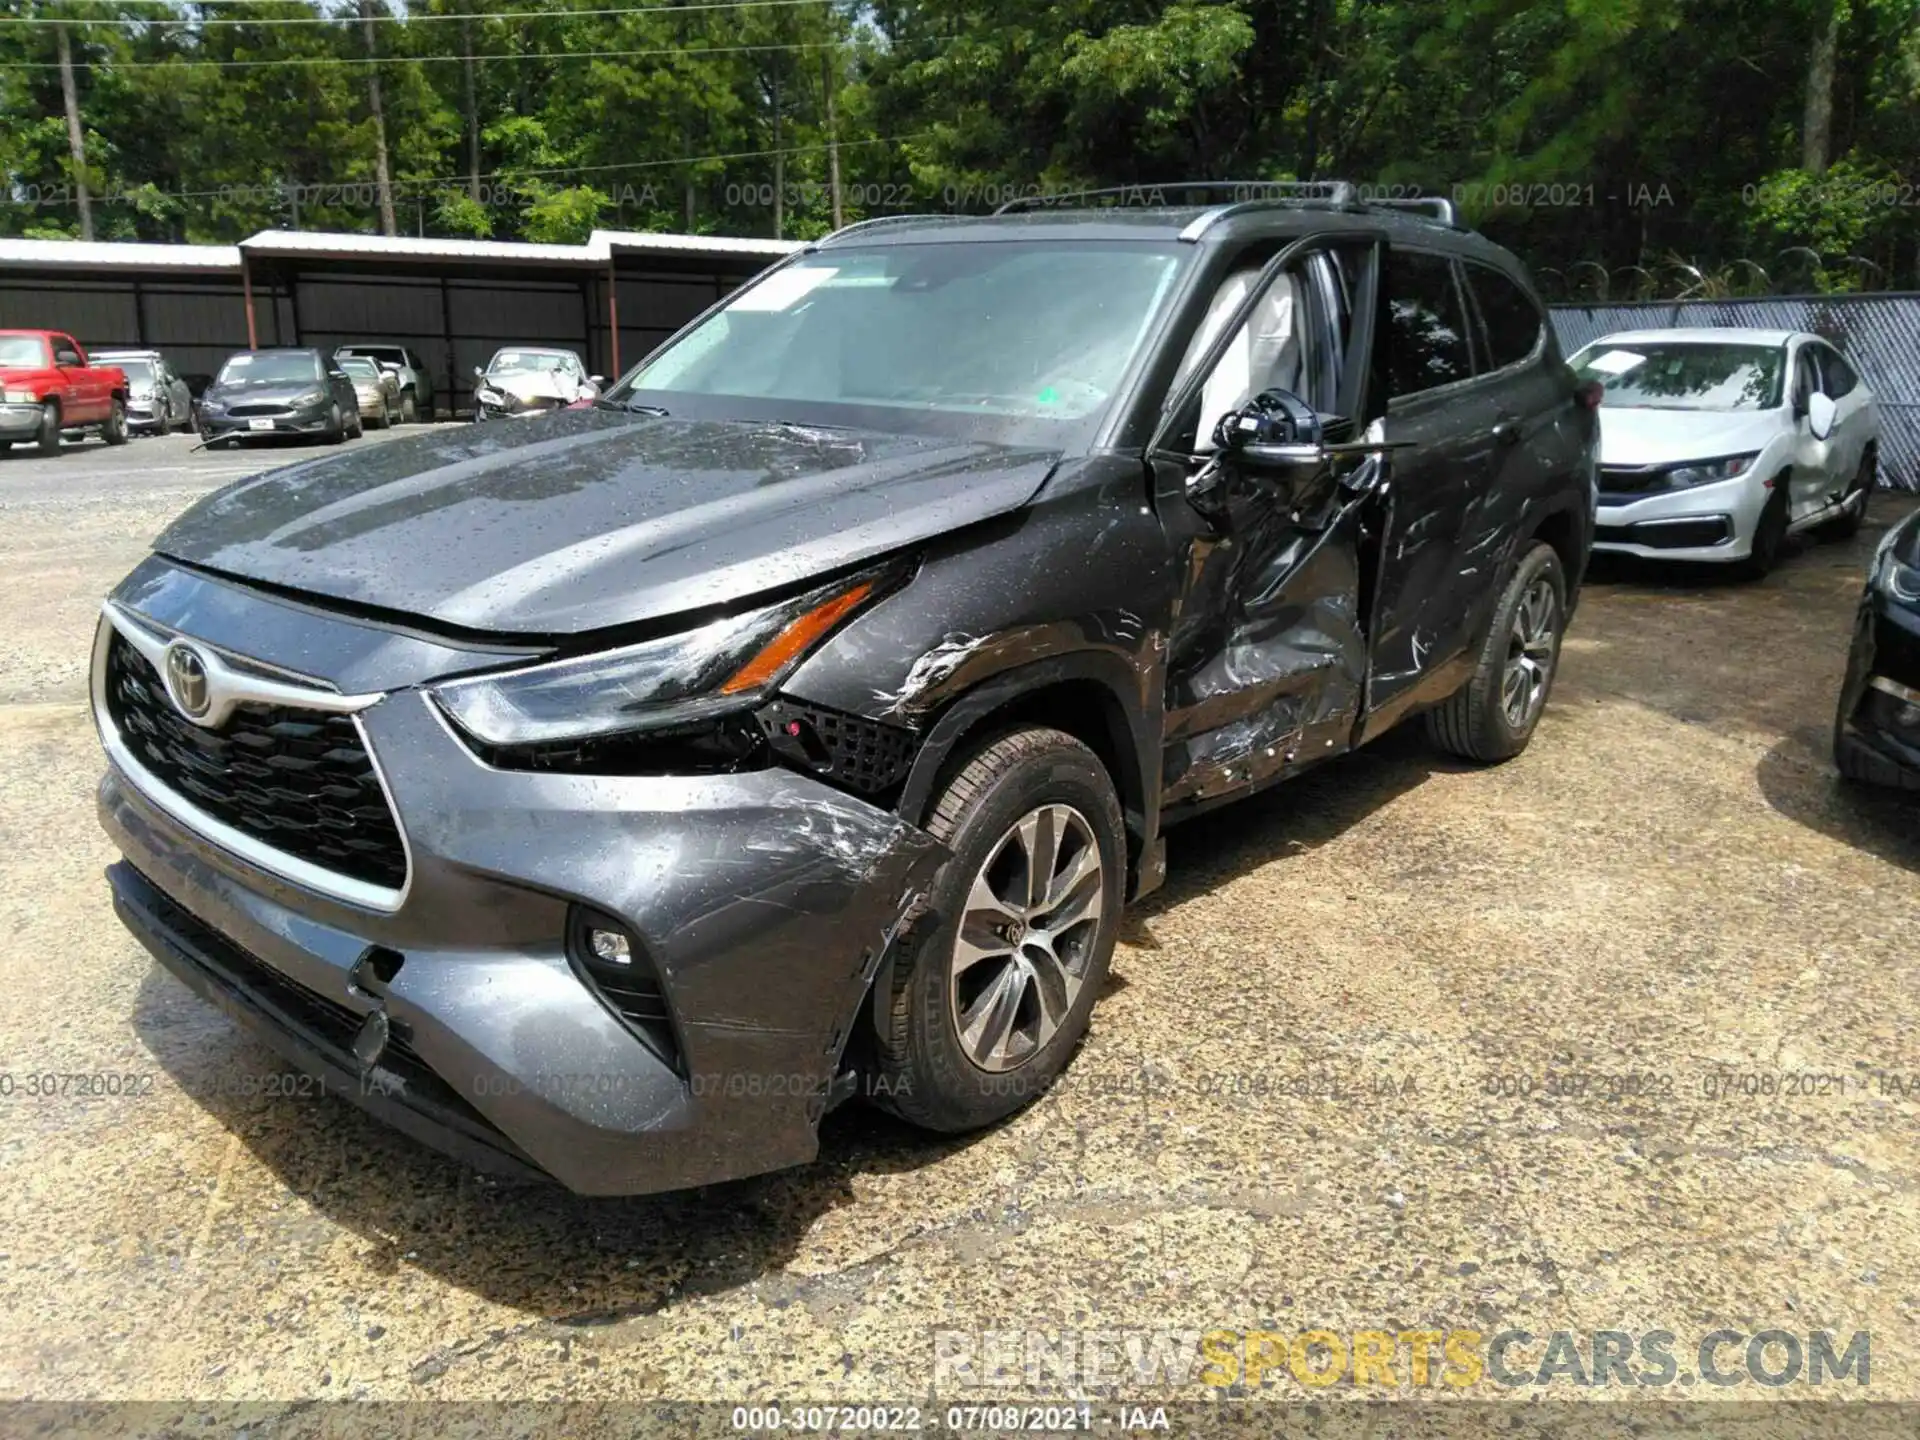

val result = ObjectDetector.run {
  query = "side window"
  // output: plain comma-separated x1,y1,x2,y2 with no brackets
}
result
1793,347,1821,406
1465,263,1545,371
53,337,83,366
1386,252,1472,397
1821,346,1858,399
1170,254,1348,453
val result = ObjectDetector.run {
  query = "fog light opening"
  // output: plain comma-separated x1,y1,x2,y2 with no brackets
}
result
588,928,633,966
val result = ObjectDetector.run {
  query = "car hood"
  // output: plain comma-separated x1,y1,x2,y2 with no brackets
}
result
487,370,582,404
154,408,1061,636
207,380,325,403
1597,405,1785,466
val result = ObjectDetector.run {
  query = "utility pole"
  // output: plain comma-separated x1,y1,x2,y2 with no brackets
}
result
56,18,94,241
462,6,480,202
822,48,843,229
360,0,398,235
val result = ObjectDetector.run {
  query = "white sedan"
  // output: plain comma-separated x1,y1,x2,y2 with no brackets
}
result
1569,327,1880,578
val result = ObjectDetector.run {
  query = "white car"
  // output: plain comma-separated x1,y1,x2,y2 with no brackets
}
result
471,346,603,421
1569,328,1880,577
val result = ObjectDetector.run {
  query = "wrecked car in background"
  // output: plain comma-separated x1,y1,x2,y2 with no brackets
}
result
91,182,1595,1195
471,345,602,420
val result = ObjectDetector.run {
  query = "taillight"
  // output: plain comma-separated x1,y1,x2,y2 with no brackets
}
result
1575,380,1605,410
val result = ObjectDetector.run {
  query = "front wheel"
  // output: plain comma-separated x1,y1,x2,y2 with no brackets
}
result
400,391,418,425
1737,484,1790,580
869,727,1125,1132
36,401,61,456
1426,541,1567,763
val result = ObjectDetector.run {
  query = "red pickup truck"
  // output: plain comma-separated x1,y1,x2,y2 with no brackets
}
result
0,329,130,455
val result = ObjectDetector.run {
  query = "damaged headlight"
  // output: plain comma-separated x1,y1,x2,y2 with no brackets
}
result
430,569,891,748
1660,454,1758,489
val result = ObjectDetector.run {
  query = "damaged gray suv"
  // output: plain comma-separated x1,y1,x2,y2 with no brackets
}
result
94,183,1596,1195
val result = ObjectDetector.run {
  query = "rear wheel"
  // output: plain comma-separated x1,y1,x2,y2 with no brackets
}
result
36,401,61,456
1819,451,1876,542
870,727,1124,1132
1427,541,1566,763
102,397,129,446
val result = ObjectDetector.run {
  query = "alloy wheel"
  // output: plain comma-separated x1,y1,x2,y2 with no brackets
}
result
1501,576,1557,730
948,803,1105,1073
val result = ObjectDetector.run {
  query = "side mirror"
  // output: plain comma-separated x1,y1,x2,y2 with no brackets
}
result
1215,388,1325,469
589,375,606,387
1807,391,1837,441
472,365,485,380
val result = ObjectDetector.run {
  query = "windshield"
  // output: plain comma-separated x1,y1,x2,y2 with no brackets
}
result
490,349,576,375
113,359,155,384
0,335,49,367
340,358,381,380
217,352,322,386
613,241,1187,438
1571,341,1785,412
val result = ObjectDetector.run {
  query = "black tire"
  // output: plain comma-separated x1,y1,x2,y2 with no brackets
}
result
36,400,61,456
1835,728,1920,792
102,396,129,446
1737,484,1790,580
1426,541,1567,764
322,403,345,444
400,390,418,425
347,406,364,439
870,726,1125,1133
1819,451,1876,542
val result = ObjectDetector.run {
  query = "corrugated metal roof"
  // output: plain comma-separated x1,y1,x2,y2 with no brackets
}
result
593,229,799,259
1552,296,1920,493
241,228,591,266
0,236,241,271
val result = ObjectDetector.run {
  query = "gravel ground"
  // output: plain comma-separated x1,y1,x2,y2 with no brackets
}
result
1,428,1916,1426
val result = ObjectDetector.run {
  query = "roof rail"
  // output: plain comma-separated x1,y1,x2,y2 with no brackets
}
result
817,213,959,244
1366,196,1460,228
993,179,1360,216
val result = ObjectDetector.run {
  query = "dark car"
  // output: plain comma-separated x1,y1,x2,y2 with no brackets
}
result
91,184,1596,1195
1835,505,1920,790
198,348,362,446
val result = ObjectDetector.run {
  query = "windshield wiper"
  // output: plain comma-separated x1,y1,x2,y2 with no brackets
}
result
598,396,669,416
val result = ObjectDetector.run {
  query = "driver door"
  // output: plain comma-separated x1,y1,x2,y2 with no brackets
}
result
1147,233,1389,812
1787,343,1837,524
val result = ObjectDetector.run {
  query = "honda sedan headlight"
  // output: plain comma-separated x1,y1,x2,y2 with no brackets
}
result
430,570,893,747
1660,454,1758,489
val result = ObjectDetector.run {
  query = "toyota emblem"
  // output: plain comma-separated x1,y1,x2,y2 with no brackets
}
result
163,641,213,721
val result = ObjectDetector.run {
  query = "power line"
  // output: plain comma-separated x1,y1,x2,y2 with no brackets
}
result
8,132,930,204
0,39,838,68
0,0,831,27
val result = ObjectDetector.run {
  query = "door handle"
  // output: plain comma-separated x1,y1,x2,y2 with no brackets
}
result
1492,415,1523,447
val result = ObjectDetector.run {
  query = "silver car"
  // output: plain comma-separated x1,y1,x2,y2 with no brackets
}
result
93,349,193,435
1570,328,1880,578
332,344,432,423
337,356,399,428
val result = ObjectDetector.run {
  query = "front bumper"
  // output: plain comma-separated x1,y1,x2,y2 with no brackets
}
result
93,572,945,1195
1592,471,1770,562
0,401,43,438
1834,581,1920,790
200,405,332,439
